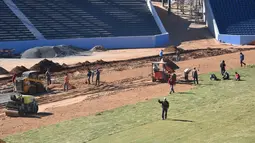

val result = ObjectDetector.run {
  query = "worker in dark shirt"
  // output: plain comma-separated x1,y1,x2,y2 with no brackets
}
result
87,68,92,84
192,68,198,84
240,52,246,67
222,71,230,80
220,60,226,75
95,68,100,86
158,97,169,120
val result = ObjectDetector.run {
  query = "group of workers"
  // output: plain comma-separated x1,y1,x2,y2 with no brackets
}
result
86,68,100,86
158,51,246,120
44,67,101,92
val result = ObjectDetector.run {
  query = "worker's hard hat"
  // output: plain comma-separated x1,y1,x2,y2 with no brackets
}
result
164,97,167,100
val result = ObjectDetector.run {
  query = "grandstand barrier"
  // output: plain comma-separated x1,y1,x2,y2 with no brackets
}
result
0,34,169,54
218,34,255,45
0,0,170,54
206,0,255,45
204,0,219,40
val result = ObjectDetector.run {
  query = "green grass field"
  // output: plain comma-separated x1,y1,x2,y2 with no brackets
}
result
4,66,255,143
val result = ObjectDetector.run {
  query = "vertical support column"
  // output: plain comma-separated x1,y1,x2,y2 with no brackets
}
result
162,0,164,7
168,0,171,14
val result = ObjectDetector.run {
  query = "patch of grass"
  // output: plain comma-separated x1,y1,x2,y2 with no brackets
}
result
4,67,255,143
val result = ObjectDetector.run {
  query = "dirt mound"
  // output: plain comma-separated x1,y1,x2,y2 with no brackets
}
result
0,67,9,75
21,45,87,58
95,59,107,65
30,59,64,73
10,66,29,75
164,45,177,52
90,45,107,52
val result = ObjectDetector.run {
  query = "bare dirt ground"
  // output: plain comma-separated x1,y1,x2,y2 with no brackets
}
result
0,2,255,139
1,50,255,138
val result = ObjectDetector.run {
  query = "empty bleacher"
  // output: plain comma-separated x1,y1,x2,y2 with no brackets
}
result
12,0,161,39
0,0,35,41
209,0,255,35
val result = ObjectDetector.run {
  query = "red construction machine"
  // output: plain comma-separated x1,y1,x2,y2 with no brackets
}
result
151,59,179,82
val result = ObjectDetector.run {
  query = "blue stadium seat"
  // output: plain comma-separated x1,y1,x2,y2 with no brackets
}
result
12,0,161,39
209,0,255,35
0,1,35,41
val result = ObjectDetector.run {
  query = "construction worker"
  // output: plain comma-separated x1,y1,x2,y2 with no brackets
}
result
222,71,230,80
95,68,100,86
158,97,169,120
240,52,246,67
45,68,51,86
184,68,191,81
210,73,218,81
192,67,199,84
159,50,163,61
91,69,95,83
235,72,240,81
87,68,92,84
64,73,69,91
176,49,181,62
12,73,17,91
220,60,226,75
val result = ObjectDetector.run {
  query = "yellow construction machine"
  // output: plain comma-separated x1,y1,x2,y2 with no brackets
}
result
5,94,38,117
15,71,45,95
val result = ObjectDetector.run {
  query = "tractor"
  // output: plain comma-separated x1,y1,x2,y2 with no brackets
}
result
15,71,46,95
151,59,179,82
5,94,38,117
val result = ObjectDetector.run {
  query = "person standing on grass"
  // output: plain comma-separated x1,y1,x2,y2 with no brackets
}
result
64,73,69,92
220,60,226,75
159,49,163,61
192,67,199,84
158,97,169,120
95,68,100,86
240,52,246,67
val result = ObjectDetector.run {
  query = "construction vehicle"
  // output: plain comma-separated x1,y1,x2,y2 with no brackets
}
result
152,59,179,82
5,94,38,117
15,71,45,95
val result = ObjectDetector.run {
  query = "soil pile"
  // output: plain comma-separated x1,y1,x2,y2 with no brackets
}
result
164,45,177,52
95,59,107,65
10,66,29,75
30,59,64,73
90,45,107,52
0,67,9,75
21,45,86,58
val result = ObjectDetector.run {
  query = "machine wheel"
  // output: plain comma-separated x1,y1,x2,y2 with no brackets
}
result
32,102,38,114
18,106,25,116
28,86,37,95
152,77,156,82
36,83,45,93
6,101,18,110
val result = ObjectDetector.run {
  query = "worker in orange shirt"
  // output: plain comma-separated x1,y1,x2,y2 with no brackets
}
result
64,73,69,92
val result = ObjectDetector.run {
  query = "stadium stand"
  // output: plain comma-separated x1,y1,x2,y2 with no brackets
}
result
12,0,161,39
209,0,255,35
0,0,35,41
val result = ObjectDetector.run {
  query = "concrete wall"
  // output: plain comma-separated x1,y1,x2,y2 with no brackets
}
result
205,0,255,45
204,0,219,40
219,34,255,45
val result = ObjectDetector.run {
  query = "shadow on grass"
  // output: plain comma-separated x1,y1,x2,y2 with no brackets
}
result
178,92,195,95
169,118,194,123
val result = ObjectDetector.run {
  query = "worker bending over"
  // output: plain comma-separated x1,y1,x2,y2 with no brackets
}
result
222,71,230,80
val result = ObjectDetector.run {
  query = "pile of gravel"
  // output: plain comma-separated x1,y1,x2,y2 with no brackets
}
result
21,45,88,58
90,45,107,52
